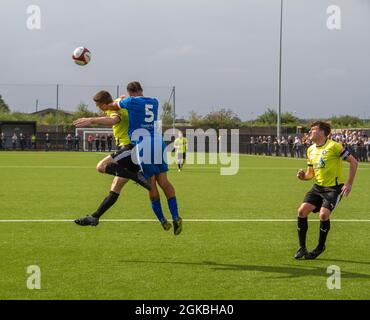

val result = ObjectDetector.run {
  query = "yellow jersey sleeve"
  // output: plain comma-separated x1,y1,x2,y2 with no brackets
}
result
332,141,343,157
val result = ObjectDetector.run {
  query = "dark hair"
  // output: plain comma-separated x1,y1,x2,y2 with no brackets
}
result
310,121,331,137
127,81,143,93
93,90,113,104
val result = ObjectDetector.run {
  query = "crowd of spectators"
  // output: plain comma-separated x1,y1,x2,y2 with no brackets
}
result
0,132,38,151
244,130,369,162
1,129,369,162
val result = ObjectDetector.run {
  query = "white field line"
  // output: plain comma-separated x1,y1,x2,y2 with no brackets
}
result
0,165,368,170
0,219,369,223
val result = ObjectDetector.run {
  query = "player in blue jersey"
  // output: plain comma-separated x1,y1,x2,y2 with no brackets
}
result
104,81,183,235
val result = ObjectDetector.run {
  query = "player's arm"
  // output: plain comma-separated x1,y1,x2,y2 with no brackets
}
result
297,165,314,181
104,96,131,111
174,139,180,150
340,148,358,197
102,101,120,111
73,115,120,127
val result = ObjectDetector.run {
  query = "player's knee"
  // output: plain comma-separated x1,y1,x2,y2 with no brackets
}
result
96,163,105,173
297,205,309,218
319,211,330,221
96,160,108,173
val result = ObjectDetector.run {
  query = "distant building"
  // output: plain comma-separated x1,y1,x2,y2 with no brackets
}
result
30,108,73,117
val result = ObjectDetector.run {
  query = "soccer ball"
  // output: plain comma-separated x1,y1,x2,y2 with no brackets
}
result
72,47,91,66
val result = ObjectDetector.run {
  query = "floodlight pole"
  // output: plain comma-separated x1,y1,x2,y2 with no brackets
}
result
172,86,176,131
56,83,59,133
56,83,59,110
277,0,284,140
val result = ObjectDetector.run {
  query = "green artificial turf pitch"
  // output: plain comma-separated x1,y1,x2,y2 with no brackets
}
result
0,151,369,299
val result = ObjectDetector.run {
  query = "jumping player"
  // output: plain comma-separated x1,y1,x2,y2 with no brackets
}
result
103,82,183,235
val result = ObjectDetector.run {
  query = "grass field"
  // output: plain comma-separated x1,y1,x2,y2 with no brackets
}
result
0,151,369,300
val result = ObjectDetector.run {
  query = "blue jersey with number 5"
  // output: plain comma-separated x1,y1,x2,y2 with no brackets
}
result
118,96,159,143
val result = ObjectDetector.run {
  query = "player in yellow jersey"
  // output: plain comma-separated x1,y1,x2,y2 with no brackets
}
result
73,91,173,232
73,92,151,226
295,121,358,259
174,130,187,172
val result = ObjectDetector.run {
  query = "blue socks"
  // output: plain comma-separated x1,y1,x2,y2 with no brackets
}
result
167,197,179,220
151,199,165,223
151,197,180,222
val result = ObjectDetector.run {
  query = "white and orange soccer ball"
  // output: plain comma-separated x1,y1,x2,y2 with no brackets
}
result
72,47,91,66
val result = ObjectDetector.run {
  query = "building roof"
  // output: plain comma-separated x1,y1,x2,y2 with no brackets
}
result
30,108,73,116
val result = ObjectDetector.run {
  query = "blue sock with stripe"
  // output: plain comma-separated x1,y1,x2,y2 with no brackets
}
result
167,197,179,220
151,199,165,223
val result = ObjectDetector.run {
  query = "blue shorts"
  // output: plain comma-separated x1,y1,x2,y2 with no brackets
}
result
135,137,168,179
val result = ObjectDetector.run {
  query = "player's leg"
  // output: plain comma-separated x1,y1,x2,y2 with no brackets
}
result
98,147,151,190
305,207,331,259
155,172,182,235
294,202,315,259
175,152,181,171
92,176,128,218
177,153,184,171
295,185,323,259
305,187,342,259
181,152,186,169
75,176,128,226
148,176,171,231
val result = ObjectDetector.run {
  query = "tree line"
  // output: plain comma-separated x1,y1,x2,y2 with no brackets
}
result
0,94,368,129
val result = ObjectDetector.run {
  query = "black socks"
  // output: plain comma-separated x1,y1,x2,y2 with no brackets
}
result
297,217,308,248
318,219,330,250
92,191,120,218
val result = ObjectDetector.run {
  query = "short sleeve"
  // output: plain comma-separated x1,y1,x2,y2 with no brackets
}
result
109,111,121,120
118,97,132,109
333,141,343,157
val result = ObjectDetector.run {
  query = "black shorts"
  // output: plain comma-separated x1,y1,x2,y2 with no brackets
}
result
176,152,186,161
111,144,140,173
303,184,344,213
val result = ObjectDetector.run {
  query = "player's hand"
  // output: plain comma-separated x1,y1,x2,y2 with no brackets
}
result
297,169,305,180
73,118,93,127
341,183,352,197
119,95,126,99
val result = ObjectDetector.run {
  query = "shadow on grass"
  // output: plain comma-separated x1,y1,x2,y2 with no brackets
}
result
318,258,370,266
119,259,370,279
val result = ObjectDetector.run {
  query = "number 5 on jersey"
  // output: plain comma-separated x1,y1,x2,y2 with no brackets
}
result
145,104,154,123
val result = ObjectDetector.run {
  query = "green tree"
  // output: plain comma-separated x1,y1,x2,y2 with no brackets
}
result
256,108,277,124
72,102,98,120
256,108,299,125
330,115,363,128
0,94,10,113
188,110,203,126
203,108,241,129
160,102,174,126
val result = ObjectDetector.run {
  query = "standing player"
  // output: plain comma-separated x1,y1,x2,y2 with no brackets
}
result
103,82,183,235
174,130,187,172
295,121,358,259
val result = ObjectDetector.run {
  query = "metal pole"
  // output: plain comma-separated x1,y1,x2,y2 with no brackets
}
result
116,85,119,98
36,99,38,112
277,0,283,140
56,84,59,133
172,86,176,131
56,84,59,110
